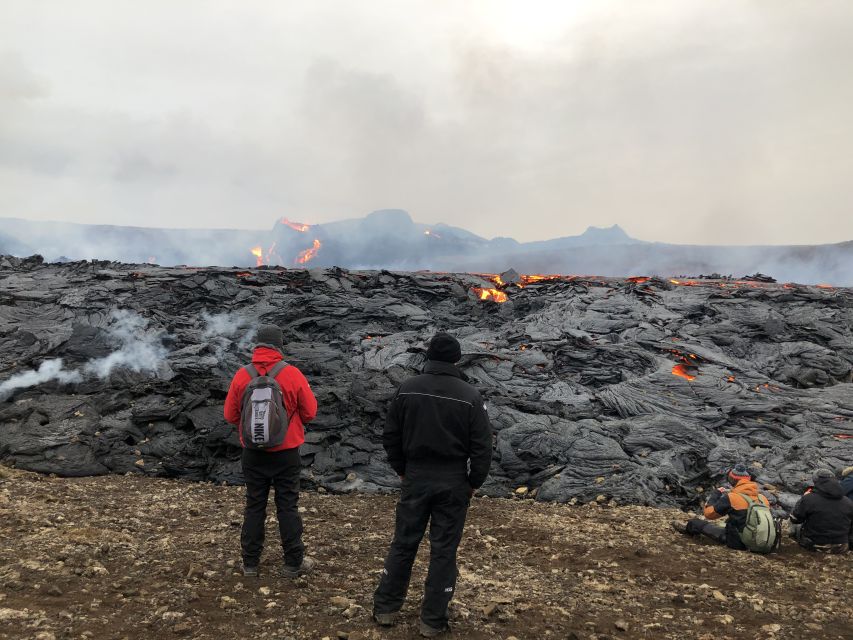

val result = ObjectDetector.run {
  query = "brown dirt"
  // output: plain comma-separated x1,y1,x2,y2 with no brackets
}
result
0,466,850,640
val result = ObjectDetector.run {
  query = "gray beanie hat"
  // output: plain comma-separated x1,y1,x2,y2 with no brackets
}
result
256,324,283,350
812,468,834,484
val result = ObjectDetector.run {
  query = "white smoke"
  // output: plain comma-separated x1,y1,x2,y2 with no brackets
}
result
202,311,256,358
83,309,169,378
0,310,171,399
0,359,82,398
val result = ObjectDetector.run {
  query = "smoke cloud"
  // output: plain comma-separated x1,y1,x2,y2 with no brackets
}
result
83,309,169,378
2,1,853,248
202,311,256,360
0,309,170,400
0,359,82,398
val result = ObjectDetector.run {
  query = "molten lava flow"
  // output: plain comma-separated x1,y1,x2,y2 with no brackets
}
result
250,246,263,267
281,218,310,232
520,274,558,286
726,375,736,382
627,276,650,283
669,279,699,286
491,274,506,286
669,349,699,381
816,284,834,289
672,364,696,381
296,239,321,265
834,434,853,439
472,287,508,303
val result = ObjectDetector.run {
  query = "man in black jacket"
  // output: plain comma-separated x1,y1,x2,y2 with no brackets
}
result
790,469,853,553
373,333,493,637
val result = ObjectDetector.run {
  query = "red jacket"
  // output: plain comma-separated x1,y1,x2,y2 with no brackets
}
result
224,347,317,451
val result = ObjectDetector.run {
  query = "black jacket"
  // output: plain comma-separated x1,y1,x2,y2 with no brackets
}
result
383,360,493,488
790,476,853,545
841,475,853,501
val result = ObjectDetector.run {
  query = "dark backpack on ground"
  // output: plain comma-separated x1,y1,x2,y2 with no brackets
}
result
239,362,291,449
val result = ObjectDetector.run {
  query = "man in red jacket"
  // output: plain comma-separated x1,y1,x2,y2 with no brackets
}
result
224,324,318,577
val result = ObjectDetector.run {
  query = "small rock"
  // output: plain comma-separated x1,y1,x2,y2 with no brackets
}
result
134,459,145,468
330,596,355,608
719,614,734,625
482,602,499,617
46,585,63,597
761,624,782,633
345,472,357,482
342,604,363,619
614,620,629,632
258,586,271,596
186,563,202,579
712,590,728,602
219,595,237,609
514,486,528,496
161,611,184,623
172,622,193,636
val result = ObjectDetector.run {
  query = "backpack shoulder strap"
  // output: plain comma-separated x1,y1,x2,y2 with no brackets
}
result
741,495,756,507
244,364,259,379
268,361,289,379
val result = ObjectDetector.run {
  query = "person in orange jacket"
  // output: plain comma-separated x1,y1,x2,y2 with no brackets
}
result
224,324,318,577
672,464,770,550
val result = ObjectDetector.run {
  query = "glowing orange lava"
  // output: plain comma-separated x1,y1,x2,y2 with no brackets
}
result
281,218,310,232
296,239,322,265
672,364,696,381
250,246,263,267
472,287,508,303
628,276,651,283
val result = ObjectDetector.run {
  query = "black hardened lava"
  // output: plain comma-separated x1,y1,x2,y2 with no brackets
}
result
1,255,851,509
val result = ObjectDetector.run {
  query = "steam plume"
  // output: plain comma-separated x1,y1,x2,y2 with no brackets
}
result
0,310,170,400
0,359,82,399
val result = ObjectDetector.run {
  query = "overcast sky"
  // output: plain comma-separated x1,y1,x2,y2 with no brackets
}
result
1,1,852,244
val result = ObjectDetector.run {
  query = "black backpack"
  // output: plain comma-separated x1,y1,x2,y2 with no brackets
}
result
239,362,291,449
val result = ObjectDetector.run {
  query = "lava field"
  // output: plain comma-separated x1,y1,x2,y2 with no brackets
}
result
0,255,851,509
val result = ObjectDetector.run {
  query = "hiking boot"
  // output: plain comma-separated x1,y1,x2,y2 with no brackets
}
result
281,556,316,578
242,564,259,577
671,521,689,535
373,611,398,627
419,620,449,637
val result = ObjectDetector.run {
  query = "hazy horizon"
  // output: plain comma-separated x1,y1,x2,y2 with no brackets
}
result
2,211,853,250
3,1,853,246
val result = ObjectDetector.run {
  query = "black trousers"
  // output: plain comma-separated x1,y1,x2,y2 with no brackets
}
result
241,447,304,568
686,518,727,544
373,468,471,628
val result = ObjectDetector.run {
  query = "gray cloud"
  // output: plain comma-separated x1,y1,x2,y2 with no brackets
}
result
1,1,853,246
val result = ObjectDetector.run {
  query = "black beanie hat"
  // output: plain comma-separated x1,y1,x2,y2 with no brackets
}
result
426,332,462,363
256,324,283,350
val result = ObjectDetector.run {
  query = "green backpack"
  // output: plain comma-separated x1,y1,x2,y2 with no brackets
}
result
738,495,777,554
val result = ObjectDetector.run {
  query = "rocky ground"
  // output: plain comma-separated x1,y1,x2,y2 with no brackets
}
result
0,466,850,640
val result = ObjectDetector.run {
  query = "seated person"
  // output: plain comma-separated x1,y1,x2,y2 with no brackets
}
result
672,464,774,552
840,466,853,501
790,469,853,554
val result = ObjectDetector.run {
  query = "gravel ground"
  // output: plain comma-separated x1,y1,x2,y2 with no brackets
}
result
0,466,850,640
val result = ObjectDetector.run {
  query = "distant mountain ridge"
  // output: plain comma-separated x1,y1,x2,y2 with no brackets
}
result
0,210,850,284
